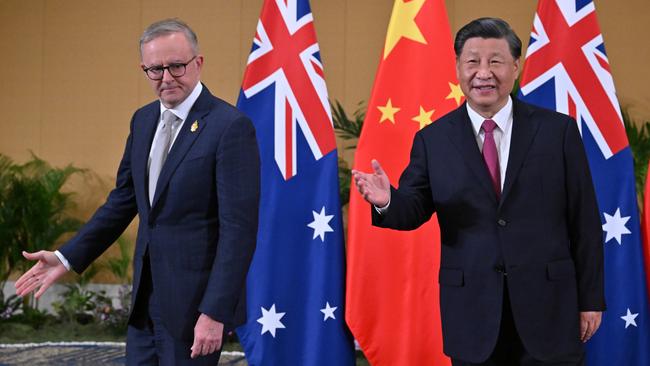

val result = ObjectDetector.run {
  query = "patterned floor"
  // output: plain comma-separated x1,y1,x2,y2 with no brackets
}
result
0,343,247,365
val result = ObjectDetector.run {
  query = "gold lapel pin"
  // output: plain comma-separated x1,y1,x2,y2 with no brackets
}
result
190,120,199,132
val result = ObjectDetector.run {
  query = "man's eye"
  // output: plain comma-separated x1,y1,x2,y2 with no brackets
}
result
149,67,164,73
169,64,184,71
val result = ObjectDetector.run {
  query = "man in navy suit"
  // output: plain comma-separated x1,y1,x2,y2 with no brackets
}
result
15,18,260,365
353,18,605,365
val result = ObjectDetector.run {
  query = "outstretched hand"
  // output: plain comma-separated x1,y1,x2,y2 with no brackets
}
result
352,159,391,207
15,251,67,299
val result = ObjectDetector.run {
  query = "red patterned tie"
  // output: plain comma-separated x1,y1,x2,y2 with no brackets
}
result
482,119,501,198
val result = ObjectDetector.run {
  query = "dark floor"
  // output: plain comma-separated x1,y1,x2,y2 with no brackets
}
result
0,344,247,365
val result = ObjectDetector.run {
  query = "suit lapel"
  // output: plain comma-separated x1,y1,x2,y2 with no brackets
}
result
150,88,211,210
500,99,540,205
446,104,498,202
132,107,159,211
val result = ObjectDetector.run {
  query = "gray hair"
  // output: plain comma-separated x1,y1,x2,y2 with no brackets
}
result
139,18,199,57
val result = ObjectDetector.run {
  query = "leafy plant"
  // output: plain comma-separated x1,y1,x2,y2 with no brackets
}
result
52,264,102,324
623,110,650,207
102,235,132,284
338,157,352,206
331,100,365,150
98,235,133,332
9,304,54,329
0,153,84,293
0,292,22,320
331,100,366,206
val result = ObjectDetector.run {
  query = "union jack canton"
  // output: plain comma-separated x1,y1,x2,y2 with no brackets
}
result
235,0,355,365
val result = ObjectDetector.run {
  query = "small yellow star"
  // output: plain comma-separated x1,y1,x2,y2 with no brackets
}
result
377,99,401,124
412,106,435,129
383,0,427,59
445,82,464,106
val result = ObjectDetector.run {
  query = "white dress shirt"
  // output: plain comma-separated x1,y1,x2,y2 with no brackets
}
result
466,97,514,191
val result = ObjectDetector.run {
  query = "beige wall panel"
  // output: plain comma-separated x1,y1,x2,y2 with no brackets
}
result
312,0,346,104
343,0,392,110
139,0,243,105
0,0,45,161
597,0,650,122
40,0,141,176
239,0,264,86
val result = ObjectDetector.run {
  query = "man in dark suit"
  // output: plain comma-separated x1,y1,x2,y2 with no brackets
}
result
353,17,605,365
15,18,260,365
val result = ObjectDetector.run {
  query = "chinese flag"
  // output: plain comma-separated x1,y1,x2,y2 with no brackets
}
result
345,0,461,365
643,162,650,301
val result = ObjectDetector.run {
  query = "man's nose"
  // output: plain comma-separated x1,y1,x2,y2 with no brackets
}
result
161,68,175,82
476,61,493,79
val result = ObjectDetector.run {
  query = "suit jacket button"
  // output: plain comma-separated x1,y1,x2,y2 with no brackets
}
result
495,265,507,275
497,219,507,227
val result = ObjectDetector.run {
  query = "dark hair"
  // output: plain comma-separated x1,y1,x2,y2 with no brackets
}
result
139,18,199,58
454,17,521,59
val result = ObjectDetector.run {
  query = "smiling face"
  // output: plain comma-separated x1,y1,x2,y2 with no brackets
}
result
140,32,203,108
456,37,519,118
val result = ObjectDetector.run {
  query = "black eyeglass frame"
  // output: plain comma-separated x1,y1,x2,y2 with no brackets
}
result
142,55,198,80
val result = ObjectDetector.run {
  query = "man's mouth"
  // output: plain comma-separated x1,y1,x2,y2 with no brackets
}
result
473,85,496,91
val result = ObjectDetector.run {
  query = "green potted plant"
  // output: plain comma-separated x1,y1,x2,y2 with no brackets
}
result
0,153,84,311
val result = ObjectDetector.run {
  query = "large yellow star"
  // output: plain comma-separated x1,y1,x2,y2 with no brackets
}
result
377,98,401,124
445,82,464,106
412,106,435,129
383,0,427,59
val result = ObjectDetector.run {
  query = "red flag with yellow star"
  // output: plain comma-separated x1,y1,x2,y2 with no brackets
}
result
345,0,461,365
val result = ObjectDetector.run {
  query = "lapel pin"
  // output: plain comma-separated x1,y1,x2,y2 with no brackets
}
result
191,120,199,132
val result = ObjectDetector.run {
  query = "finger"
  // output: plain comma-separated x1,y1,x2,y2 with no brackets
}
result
15,262,44,287
594,316,602,331
17,278,41,297
580,320,588,341
202,343,213,356
582,320,594,342
202,343,212,356
15,273,39,295
190,343,200,359
371,159,385,176
22,251,43,261
34,277,54,299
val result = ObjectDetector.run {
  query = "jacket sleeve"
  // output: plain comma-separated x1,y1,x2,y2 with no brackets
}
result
372,131,435,230
198,116,260,325
563,116,606,311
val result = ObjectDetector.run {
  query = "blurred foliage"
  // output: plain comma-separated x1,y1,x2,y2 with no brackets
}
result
331,100,365,206
102,235,132,284
0,153,83,312
0,153,84,294
623,110,650,207
52,264,101,324
332,100,365,150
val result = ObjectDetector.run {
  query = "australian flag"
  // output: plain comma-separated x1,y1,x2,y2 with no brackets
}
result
235,0,355,365
519,1,650,364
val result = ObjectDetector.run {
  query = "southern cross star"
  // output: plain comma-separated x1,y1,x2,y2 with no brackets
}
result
308,206,334,242
257,304,286,337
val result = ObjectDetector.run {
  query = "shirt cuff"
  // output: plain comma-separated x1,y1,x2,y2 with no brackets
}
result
374,197,391,215
54,250,71,271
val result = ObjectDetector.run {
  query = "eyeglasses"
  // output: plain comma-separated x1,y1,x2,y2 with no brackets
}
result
142,55,197,80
